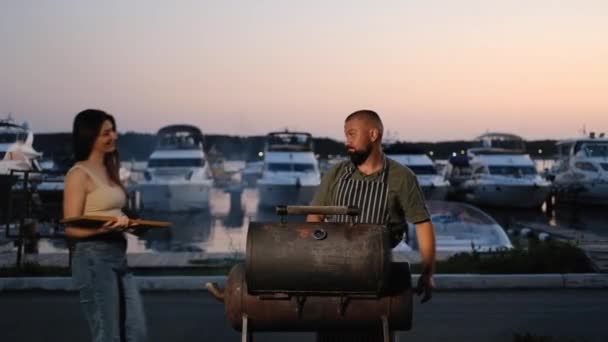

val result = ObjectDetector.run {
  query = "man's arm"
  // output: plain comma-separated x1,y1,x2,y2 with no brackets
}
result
415,220,436,275
398,166,436,303
399,171,436,272
414,219,436,303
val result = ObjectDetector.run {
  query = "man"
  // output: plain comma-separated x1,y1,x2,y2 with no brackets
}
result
308,109,436,341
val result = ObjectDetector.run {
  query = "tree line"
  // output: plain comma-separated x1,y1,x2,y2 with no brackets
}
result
33,132,558,162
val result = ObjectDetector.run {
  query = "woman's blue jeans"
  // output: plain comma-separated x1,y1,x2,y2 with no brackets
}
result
72,240,147,342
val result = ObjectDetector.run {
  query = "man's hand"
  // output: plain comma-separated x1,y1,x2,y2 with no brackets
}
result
414,220,436,304
415,271,435,304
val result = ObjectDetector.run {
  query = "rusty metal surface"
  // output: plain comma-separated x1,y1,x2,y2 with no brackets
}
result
245,222,392,295
219,263,413,332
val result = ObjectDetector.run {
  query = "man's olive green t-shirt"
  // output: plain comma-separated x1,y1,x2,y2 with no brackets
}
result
311,158,430,224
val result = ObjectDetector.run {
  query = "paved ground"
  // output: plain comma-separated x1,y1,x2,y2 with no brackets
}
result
1,290,607,341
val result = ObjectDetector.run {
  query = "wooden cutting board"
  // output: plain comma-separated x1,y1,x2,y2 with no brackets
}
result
61,215,170,229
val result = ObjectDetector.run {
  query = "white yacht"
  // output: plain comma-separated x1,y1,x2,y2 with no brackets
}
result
384,145,449,200
138,125,214,212
0,118,42,175
457,133,551,208
257,131,321,208
549,133,608,205
0,118,44,223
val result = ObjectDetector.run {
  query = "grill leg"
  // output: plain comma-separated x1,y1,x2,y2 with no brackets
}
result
381,316,390,342
242,314,252,342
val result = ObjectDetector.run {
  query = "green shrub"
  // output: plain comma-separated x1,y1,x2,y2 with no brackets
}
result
1,241,595,277
412,240,594,274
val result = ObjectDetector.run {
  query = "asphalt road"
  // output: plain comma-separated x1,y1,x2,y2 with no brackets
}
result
1,290,607,341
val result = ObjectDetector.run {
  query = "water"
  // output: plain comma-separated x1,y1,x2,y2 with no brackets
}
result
4,158,606,257
18,188,606,257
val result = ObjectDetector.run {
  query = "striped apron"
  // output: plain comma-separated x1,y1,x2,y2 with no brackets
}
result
317,159,394,342
330,159,390,225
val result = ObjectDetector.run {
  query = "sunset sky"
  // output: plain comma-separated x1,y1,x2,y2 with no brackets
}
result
1,0,607,141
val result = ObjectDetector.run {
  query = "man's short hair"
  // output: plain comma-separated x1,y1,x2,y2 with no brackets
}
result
345,109,384,134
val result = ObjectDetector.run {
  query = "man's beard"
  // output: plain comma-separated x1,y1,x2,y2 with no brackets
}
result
348,143,373,166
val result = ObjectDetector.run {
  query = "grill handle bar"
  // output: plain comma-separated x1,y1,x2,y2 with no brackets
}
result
275,205,360,217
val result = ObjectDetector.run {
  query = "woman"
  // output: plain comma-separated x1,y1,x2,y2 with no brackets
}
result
63,109,147,341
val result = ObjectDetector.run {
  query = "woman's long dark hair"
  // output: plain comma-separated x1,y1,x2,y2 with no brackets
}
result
72,109,123,190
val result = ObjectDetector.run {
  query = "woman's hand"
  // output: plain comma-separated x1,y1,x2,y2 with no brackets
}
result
98,215,131,233
125,220,147,235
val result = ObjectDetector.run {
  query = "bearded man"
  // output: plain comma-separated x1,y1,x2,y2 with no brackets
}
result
308,109,436,341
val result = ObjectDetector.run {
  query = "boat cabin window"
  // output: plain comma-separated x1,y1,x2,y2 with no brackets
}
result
477,136,525,151
293,164,316,172
407,165,438,175
148,158,206,167
0,131,27,144
0,133,16,143
488,166,537,176
266,133,313,151
576,143,608,158
159,133,201,149
267,163,316,172
267,163,292,172
574,162,598,172
0,151,5,159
